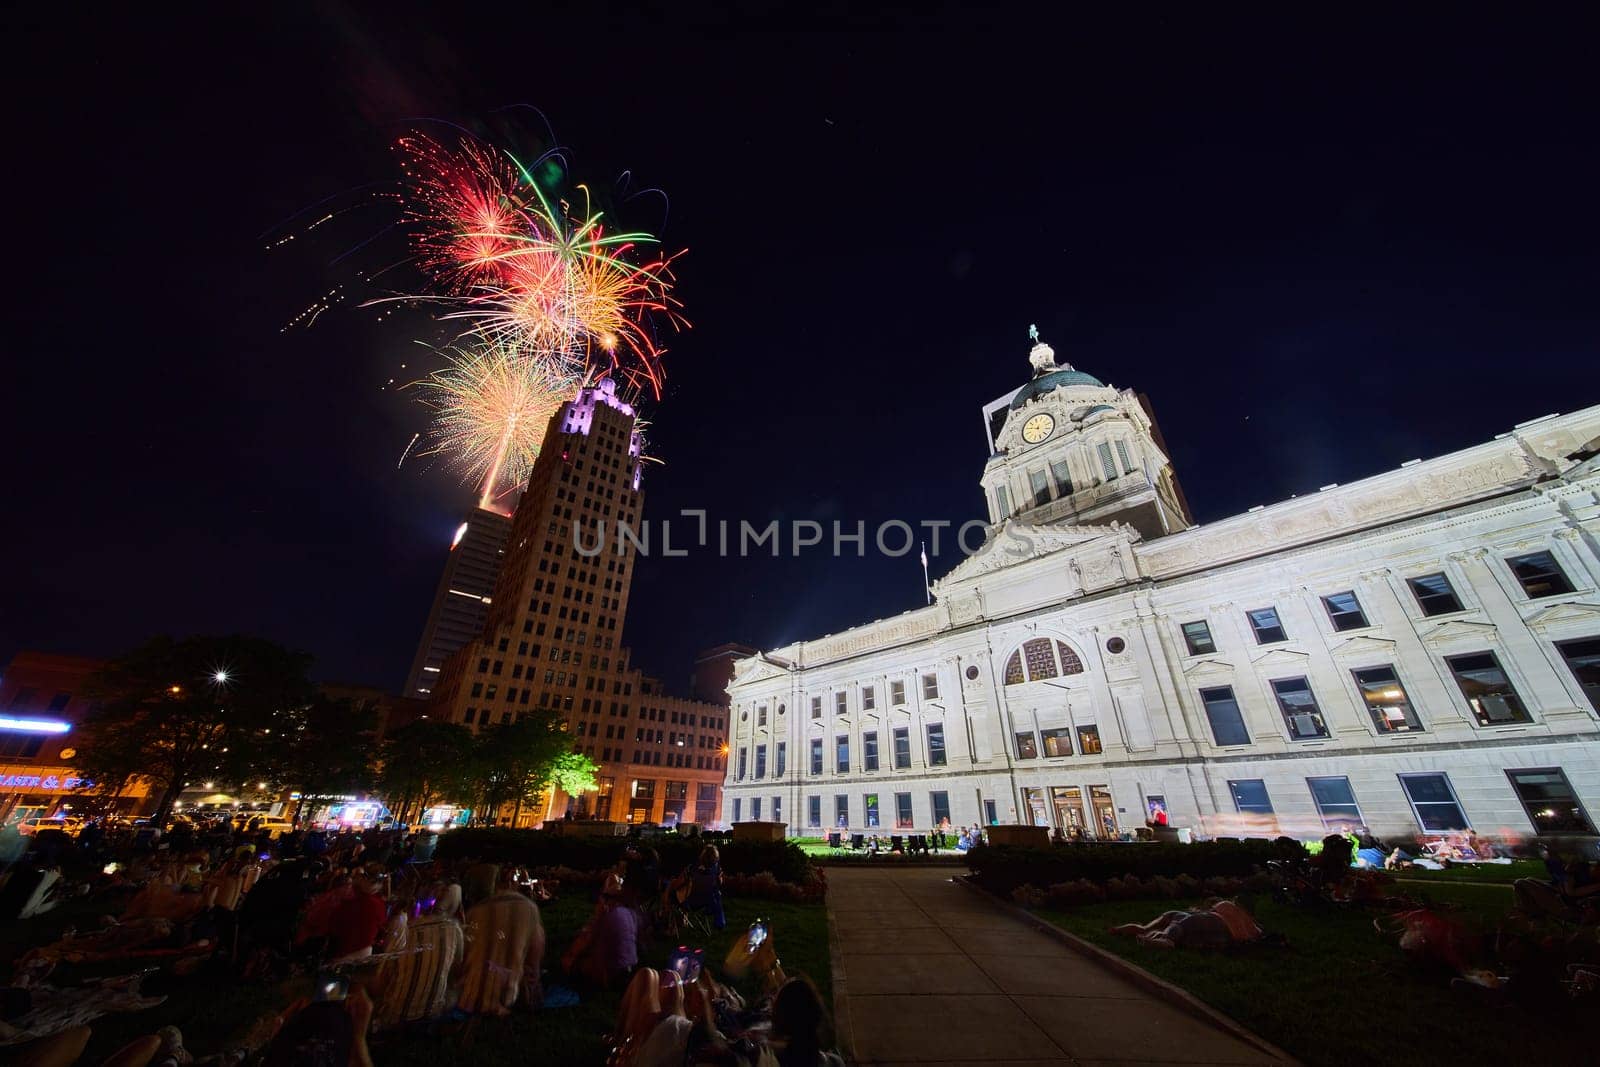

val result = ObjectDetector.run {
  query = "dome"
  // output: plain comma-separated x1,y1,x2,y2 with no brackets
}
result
1081,403,1115,416
1010,367,1105,409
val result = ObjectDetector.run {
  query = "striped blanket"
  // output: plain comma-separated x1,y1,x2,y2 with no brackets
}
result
374,915,463,1027
457,892,543,1015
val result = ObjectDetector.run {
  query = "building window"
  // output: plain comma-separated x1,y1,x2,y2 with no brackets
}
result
1307,777,1363,831
1399,773,1470,831
751,798,762,821
892,726,911,769
1247,607,1287,644
926,723,947,766
809,738,823,775
1229,779,1273,815
1445,651,1531,726
1408,572,1462,616
931,791,951,827
1115,439,1135,473
811,696,822,719
737,748,748,781
1076,724,1103,754
807,795,821,828
921,673,939,699
1023,639,1057,681
1003,639,1085,686
835,692,847,716
864,793,880,827
862,731,879,771
1270,677,1329,740
835,734,850,774
984,799,998,825
1199,686,1251,747
894,792,914,829
775,741,787,777
1039,727,1073,757
1050,458,1073,496
733,798,742,823
1181,621,1216,655
862,686,876,710
1029,468,1051,507
1351,665,1423,733
994,484,1012,519
1097,441,1117,481
1506,768,1595,835
890,680,906,705
834,794,849,828
1506,550,1575,599
757,705,767,726
1015,731,1038,759
1556,637,1600,713
772,796,782,823
1003,653,1025,685
1322,591,1368,631
755,745,767,779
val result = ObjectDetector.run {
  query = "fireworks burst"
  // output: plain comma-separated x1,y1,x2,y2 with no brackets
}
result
413,341,587,510
394,134,687,398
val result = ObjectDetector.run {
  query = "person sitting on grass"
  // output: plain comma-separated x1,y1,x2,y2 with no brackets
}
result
684,844,727,930
1111,898,1264,950
762,975,845,1067
458,865,545,1014
612,967,688,1067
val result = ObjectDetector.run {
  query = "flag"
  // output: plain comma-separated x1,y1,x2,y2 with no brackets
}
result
920,544,928,568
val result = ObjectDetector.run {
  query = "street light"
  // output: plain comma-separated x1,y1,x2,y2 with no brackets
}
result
213,670,230,684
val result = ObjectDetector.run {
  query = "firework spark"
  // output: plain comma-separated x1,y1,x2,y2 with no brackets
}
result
414,341,587,509
393,135,687,398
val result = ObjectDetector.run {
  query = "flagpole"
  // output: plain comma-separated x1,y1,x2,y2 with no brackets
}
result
920,541,932,605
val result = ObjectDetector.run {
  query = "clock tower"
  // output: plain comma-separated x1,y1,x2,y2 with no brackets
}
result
979,332,1192,540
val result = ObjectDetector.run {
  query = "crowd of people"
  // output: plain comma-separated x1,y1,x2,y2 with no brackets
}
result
1,814,840,1066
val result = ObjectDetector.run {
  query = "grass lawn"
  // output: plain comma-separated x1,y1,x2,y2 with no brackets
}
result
4,888,831,1067
1033,884,1584,1067
1392,859,1543,884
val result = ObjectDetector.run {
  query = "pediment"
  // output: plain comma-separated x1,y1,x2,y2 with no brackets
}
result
1524,601,1600,630
730,656,792,687
934,521,1122,588
1420,619,1500,644
1327,634,1400,659
1182,657,1235,678
1249,647,1311,669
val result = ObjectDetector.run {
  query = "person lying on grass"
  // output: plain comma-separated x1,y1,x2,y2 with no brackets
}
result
1111,898,1264,950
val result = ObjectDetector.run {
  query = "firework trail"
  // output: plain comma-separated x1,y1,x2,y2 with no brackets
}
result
413,340,587,509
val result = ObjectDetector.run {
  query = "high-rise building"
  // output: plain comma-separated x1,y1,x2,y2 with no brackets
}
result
403,507,513,699
426,379,731,825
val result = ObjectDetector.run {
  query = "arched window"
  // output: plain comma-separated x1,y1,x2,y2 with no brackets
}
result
1003,638,1086,685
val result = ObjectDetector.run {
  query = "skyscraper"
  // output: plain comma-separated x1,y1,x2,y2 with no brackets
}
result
403,507,513,699
426,379,730,825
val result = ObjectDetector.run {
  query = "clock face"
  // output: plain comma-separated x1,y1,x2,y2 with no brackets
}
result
1021,412,1055,444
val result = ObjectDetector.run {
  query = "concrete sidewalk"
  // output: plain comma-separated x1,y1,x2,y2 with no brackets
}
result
825,866,1286,1066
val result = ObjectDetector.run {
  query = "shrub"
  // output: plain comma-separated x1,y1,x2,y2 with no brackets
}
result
434,828,818,887
965,837,1303,896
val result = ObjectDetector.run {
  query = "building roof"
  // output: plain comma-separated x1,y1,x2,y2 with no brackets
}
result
1009,367,1105,409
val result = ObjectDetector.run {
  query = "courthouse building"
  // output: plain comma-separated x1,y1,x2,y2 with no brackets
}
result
724,338,1600,841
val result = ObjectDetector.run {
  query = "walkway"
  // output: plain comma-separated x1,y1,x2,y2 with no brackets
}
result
825,866,1287,1066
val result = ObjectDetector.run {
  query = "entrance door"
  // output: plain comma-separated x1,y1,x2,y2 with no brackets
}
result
1020,787,1048,826
1050,786,1086,835
1089,785,1117,838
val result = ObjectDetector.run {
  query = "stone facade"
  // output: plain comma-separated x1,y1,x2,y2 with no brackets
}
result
725,341,1600,841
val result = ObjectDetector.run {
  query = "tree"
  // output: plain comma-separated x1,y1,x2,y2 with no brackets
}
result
76,635,316,822
376,719,475,824
468,713,601,825
283,695,380,820
548,750,600,799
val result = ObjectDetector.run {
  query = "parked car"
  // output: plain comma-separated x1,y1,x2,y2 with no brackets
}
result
242,815,295,838
19,816,84,837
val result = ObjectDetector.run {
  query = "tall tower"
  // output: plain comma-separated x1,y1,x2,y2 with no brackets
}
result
426,379,730,825
403,507,513,699
980,334,1192,539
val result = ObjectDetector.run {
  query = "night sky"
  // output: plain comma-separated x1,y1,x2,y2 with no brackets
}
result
6,7,1598,693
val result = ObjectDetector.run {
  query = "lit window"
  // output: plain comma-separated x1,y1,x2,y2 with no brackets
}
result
1322,591,1368,631
1399,773,1469,831
1408,572,1462,616
1506,768,1595,836
1039,727,1073,757
1015,731,1038,759
864,793,880,827
1446,651,1531,725
1076,724,1103,754
1506,551,1574,599
1352,665,1423,733
1247,607,1287,644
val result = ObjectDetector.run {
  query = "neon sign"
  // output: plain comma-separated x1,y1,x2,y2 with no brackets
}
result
0,774,88,791
0,717,71,735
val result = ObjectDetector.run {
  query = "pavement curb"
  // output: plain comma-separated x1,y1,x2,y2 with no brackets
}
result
822,894,858,1066
955,875,1301,1066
